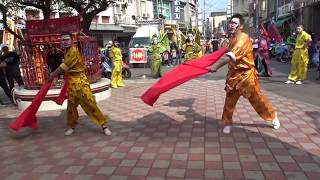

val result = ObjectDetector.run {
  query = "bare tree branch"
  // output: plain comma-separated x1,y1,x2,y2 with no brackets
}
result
63,0,84,14
0,3,24,40
19,0,53,19
61,0,113,34
19,1,43,10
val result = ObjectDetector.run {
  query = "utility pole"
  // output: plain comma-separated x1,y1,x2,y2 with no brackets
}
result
251,0,260,38
275,0,278,21
299,1,303,25
195,0,198,27
203,0,205,40
255,0,260,37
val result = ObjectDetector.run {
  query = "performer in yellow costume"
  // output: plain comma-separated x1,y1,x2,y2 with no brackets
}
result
182,33,202,62
148,35,166,78
208,14,280,134
285,25,311,85
109,40,125,88
49,32,111,136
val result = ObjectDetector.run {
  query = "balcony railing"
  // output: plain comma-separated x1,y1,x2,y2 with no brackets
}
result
115,15,135,25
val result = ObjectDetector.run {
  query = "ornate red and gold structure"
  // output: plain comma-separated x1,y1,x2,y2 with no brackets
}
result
14,17,111,111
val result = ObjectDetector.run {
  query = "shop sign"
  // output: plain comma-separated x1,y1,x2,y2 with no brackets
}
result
278,2,293,18
130,48,147,63
174,0,180,20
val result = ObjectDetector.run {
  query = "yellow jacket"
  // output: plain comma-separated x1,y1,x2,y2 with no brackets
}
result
60,46,85,73
109,46,122,62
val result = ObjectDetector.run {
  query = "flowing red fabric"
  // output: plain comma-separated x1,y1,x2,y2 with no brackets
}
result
268,23,283,43
10,78,68,131
141,47,227,106
52,76,68,105
10,81,53,131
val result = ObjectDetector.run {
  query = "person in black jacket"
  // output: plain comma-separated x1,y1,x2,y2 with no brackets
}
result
0,44,24,90
0,67,13,103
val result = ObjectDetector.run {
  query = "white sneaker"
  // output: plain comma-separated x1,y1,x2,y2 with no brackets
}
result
65,128,75,136
223,125,232,134
272,112,280,129
103,127,112,136
295,81,303,85
284,80,295,84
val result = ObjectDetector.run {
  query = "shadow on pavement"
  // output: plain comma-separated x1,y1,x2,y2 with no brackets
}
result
306,111,320,133
0,97,319,179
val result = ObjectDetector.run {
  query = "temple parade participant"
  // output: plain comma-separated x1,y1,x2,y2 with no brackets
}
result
109,39,125,88
49,32,111,136
208,14,280,134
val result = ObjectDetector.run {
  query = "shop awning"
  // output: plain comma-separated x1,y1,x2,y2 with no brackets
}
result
275,17,291,27
90,24,124,31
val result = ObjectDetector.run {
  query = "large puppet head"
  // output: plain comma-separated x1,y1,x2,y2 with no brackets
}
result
151,34,158,45
187,33,194,42
228,14,244,35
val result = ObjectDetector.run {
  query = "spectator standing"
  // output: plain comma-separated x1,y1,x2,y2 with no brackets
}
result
0,44,24,90
285,25,312,85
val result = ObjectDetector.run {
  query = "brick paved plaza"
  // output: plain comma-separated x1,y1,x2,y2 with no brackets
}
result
0,79,320,180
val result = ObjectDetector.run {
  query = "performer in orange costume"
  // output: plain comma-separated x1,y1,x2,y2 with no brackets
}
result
209,14,280,134
49,32,111,136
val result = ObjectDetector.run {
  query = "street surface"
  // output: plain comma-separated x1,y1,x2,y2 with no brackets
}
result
0,58,319,180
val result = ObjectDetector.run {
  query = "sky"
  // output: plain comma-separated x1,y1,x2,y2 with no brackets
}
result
198,0,229,17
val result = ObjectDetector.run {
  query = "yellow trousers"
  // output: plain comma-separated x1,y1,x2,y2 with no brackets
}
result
67,75,106,128
288,49,309,81
222,82,275,125
111,61,124,88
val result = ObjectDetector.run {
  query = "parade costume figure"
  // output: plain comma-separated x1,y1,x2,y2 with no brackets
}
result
208,14,280,134
148,35,166,78
182,33,202,62
285,25,311,85
49,33,111,136
256,29,272,76
109,40,125,88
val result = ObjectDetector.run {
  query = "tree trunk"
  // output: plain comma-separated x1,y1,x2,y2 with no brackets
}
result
43,8,51,20
82,14,95,35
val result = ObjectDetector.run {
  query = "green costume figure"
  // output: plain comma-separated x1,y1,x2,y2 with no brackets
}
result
182,33,202,62
148,35,166,78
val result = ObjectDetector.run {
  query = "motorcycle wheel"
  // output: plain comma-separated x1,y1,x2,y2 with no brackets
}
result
106,72,111,79
280,52,289,63
122,69,131,79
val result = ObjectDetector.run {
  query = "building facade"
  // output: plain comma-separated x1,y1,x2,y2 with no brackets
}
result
210,11,228,35
229,0,320,38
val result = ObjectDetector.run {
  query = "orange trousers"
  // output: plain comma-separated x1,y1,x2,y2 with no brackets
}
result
222,82,275,125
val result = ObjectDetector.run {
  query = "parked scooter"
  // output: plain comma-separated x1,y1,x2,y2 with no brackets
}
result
268,43,276,58
275,43,291,63
101,54,131,79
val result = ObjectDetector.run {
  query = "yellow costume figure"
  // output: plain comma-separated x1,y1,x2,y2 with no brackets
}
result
209,14,280,134
59,46,107,129
182,42,202,62
287,30,311,83
50,33,111,136
109,43,125,88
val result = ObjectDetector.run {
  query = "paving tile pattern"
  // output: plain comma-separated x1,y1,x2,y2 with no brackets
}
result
0,79,320,180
